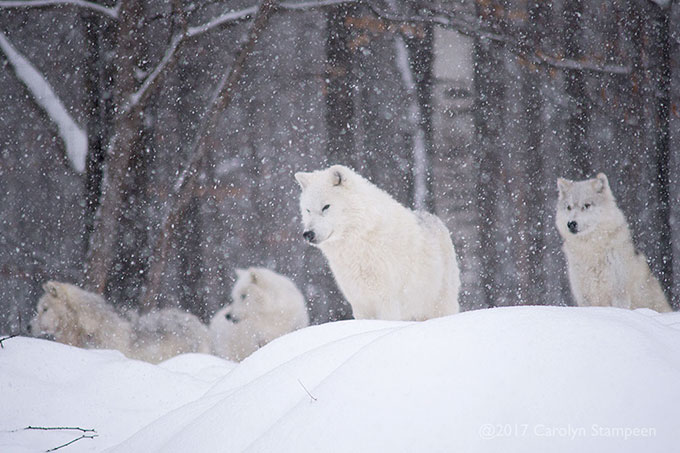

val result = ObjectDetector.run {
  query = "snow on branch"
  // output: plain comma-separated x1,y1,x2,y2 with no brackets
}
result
0,31,87,173
187,6,257,37
125,32,184,112
187,0,356,38
0,0,119,19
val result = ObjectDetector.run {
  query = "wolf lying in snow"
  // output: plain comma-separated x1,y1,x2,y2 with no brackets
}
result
556,173,671,312
29,281,211,363
209,267,309,361
295,164,460,321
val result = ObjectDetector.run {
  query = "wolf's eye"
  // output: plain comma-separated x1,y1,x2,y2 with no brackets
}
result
584,203,591,209
322,204,330,212
567,205,572,211
240,293,246,300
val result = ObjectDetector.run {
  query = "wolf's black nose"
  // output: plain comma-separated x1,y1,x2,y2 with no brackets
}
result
567,221,578,234
303,230,315,242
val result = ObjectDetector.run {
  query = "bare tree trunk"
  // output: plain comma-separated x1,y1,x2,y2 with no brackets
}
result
325,4,356,161
406,23,435,212
563,0,590,177
84,0,147,295
651,4,673,307
473,0,505,308
515,0,550,304
177,198,205,318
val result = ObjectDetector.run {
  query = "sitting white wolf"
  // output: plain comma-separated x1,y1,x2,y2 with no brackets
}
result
295,164,460,321
209,268,309,361
556,173,671,312
29,281,211,362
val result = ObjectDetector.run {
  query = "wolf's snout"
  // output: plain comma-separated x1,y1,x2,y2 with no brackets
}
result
303,230,316,243
567,221,578,234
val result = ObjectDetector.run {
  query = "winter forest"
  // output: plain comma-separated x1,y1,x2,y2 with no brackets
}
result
1,0,679,333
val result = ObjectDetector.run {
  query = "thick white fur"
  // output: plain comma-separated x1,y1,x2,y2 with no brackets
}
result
556,174,671,312
209,267,309,361
30,281,211,363
295,164,460,321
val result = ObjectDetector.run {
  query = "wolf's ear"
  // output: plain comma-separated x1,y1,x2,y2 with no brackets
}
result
593,173,610,194
328,165,346,187
557,178,571,198
43,281,59,298
235,268,248,281
249,269,258,285
295,172,311,189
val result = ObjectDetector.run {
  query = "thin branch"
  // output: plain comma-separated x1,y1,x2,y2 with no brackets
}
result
362,0,631,75
124,32,184,113
0,0,119,19
298,379,318,401
187,6,258,37
186,0,356,37
0,334,18,348
281,0,356,10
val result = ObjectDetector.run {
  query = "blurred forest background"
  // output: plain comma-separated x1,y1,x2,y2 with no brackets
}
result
1,0,679,333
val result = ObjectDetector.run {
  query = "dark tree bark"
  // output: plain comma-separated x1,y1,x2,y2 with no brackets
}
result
176,197,205,318
514,0,550,304
85,0,149,295
325,3,356,161
473,0,506,308
651,3,674,307
562,0,591,177
81,10,114,263
406,23,436,212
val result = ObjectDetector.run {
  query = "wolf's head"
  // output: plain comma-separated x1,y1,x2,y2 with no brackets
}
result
29,281,107,346
556,173,624,240
294,165,358,247
219,267,305,328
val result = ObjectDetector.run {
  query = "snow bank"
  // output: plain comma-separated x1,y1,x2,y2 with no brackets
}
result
112,306,680,453
0,338,235,452
2,306,679,453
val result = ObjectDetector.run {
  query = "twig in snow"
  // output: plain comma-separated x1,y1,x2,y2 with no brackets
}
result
45,433,98,452
298,379,318,402
16,426,98,452
0,334,18,348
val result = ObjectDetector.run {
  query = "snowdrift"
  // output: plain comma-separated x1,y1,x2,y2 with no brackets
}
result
2,306,680,453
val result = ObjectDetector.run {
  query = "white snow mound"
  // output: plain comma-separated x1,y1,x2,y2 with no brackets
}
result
111,306,680,453
2,306,680,453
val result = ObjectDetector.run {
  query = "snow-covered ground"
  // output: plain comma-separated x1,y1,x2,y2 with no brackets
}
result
2,306,680,452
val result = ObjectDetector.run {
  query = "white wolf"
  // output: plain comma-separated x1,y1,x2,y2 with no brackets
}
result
29,281,212,363
209,267,309,361
295,164,460,321
556,173,671,312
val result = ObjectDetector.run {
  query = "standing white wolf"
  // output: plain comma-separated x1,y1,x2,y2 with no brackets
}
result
295,164,460,321
210,267,309,361
556,173,671,312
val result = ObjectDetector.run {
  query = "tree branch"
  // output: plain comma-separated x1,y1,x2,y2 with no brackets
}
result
0,31,88,172
0,0,119,19
123,32,183,113
141,0,281,308
362,0,631,75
